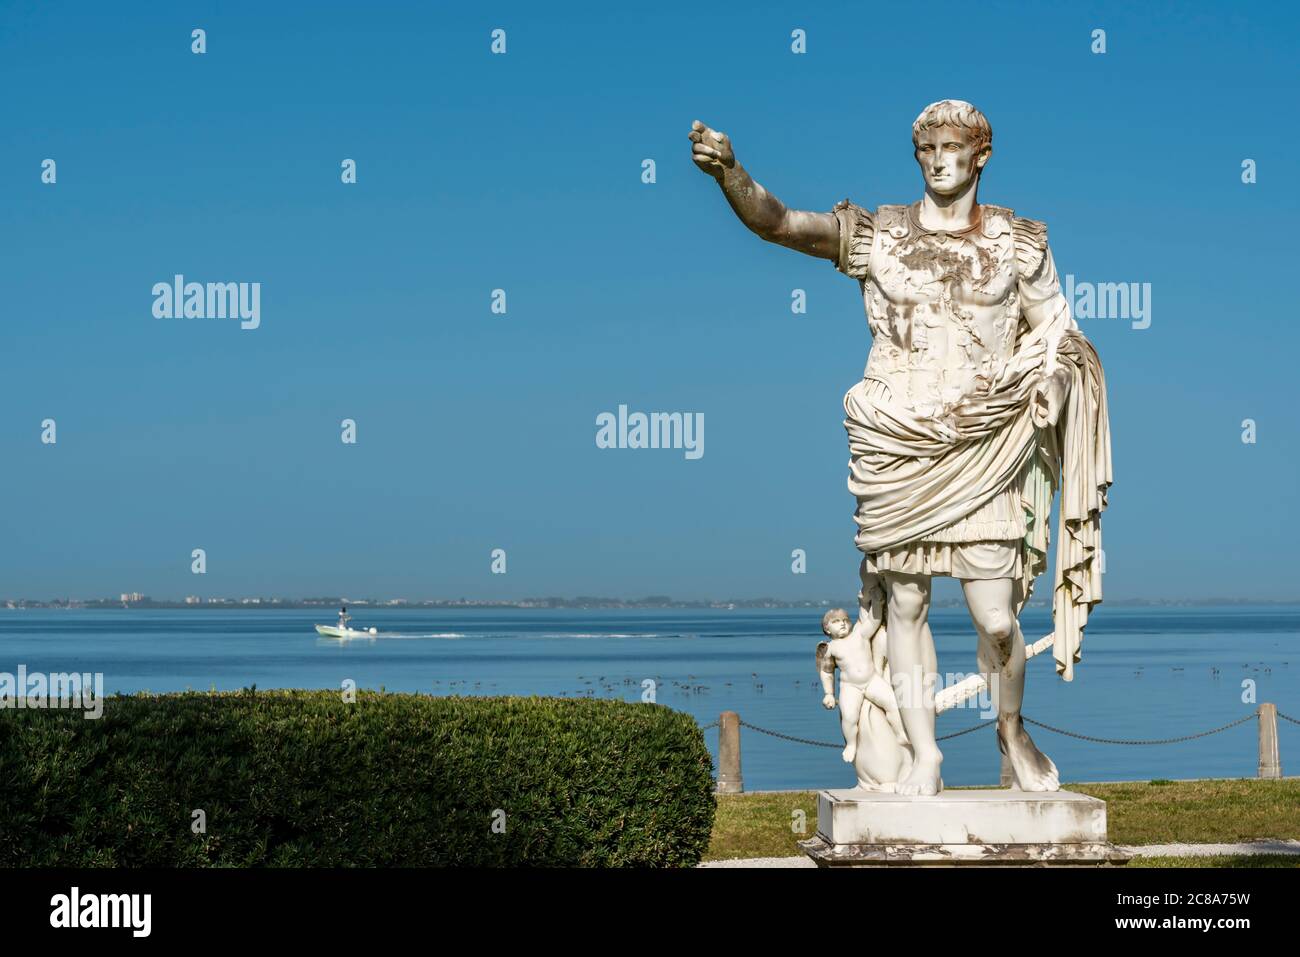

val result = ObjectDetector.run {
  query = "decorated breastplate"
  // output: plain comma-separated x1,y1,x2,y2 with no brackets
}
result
863,203,1021,416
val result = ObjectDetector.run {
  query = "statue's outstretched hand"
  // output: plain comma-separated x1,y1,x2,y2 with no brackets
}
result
689,120,735,179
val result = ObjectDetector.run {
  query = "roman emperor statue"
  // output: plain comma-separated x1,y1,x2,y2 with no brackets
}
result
690,101,1111,796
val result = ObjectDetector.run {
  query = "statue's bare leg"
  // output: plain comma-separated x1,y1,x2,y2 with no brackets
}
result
884,572,942,795
864,674,910,745
838,685,865,763
962,576,1059,791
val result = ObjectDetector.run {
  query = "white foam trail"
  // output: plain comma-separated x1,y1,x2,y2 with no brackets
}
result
375,632,467,639
327,631,673,641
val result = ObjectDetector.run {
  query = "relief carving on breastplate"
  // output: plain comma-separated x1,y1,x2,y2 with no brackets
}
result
865,206,1018,413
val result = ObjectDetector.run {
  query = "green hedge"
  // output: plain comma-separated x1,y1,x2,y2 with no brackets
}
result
0,690,716,867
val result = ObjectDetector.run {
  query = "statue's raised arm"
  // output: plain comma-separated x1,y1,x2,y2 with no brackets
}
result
689,120,839,260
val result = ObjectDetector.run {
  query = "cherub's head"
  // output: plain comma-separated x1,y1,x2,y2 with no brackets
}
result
821,608,852,640
911,100,992,198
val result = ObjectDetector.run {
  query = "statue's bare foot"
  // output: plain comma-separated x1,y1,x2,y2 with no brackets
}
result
842,741,857,763
998,714,1060,791
896,753,943,796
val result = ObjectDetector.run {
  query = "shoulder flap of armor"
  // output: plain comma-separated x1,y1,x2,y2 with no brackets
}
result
1011,215,1049,277
1012,214,1048,248
832,197,871,227
876,204,909,239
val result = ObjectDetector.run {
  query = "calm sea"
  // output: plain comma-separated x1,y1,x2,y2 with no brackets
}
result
1,606,1296,790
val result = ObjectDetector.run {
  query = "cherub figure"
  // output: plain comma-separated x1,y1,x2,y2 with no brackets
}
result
817,608,908,763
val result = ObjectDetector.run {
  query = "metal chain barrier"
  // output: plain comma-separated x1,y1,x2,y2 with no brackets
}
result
738,719,840,749
1277,710,1300,726
716,712,1261,749
737,716,995,749
1021,711,1258,746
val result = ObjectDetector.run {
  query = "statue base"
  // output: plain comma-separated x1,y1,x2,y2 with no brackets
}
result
798,788,1131,867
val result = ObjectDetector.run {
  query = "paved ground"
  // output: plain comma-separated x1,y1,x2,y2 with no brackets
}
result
1123,839,1300,857
699,855,817,868
698,839,1300,867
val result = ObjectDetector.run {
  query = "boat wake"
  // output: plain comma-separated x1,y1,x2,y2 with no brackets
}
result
365,632,468,640
318,630,679,642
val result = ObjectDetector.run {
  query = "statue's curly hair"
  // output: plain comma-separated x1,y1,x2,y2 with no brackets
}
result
821,607,851,634
912,100,992,156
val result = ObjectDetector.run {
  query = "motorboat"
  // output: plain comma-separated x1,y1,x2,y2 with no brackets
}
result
314,623,378,638
314,606,378,639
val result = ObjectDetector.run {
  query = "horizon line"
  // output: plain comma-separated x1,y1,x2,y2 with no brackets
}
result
5,595,1300,609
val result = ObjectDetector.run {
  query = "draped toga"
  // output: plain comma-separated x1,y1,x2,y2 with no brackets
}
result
830,199,1111,680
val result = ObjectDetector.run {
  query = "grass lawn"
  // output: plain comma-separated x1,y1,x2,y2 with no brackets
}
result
705,778,1300,867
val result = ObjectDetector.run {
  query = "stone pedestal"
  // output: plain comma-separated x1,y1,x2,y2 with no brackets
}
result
798,788,1131,866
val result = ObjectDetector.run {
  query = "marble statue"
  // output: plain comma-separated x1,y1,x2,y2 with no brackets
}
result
691,101,1112,796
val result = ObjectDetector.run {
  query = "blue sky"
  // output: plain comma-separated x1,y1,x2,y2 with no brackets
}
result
1,0,1296,601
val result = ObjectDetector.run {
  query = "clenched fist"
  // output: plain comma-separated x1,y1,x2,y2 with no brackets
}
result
689,120,735,179
1031,369,1068,429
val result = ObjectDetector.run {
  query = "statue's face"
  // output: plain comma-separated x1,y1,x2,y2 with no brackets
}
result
828,615,851,639
913,124,989,196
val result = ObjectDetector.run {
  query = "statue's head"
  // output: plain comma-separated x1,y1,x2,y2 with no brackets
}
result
821,608,852,639
912,100,992,197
